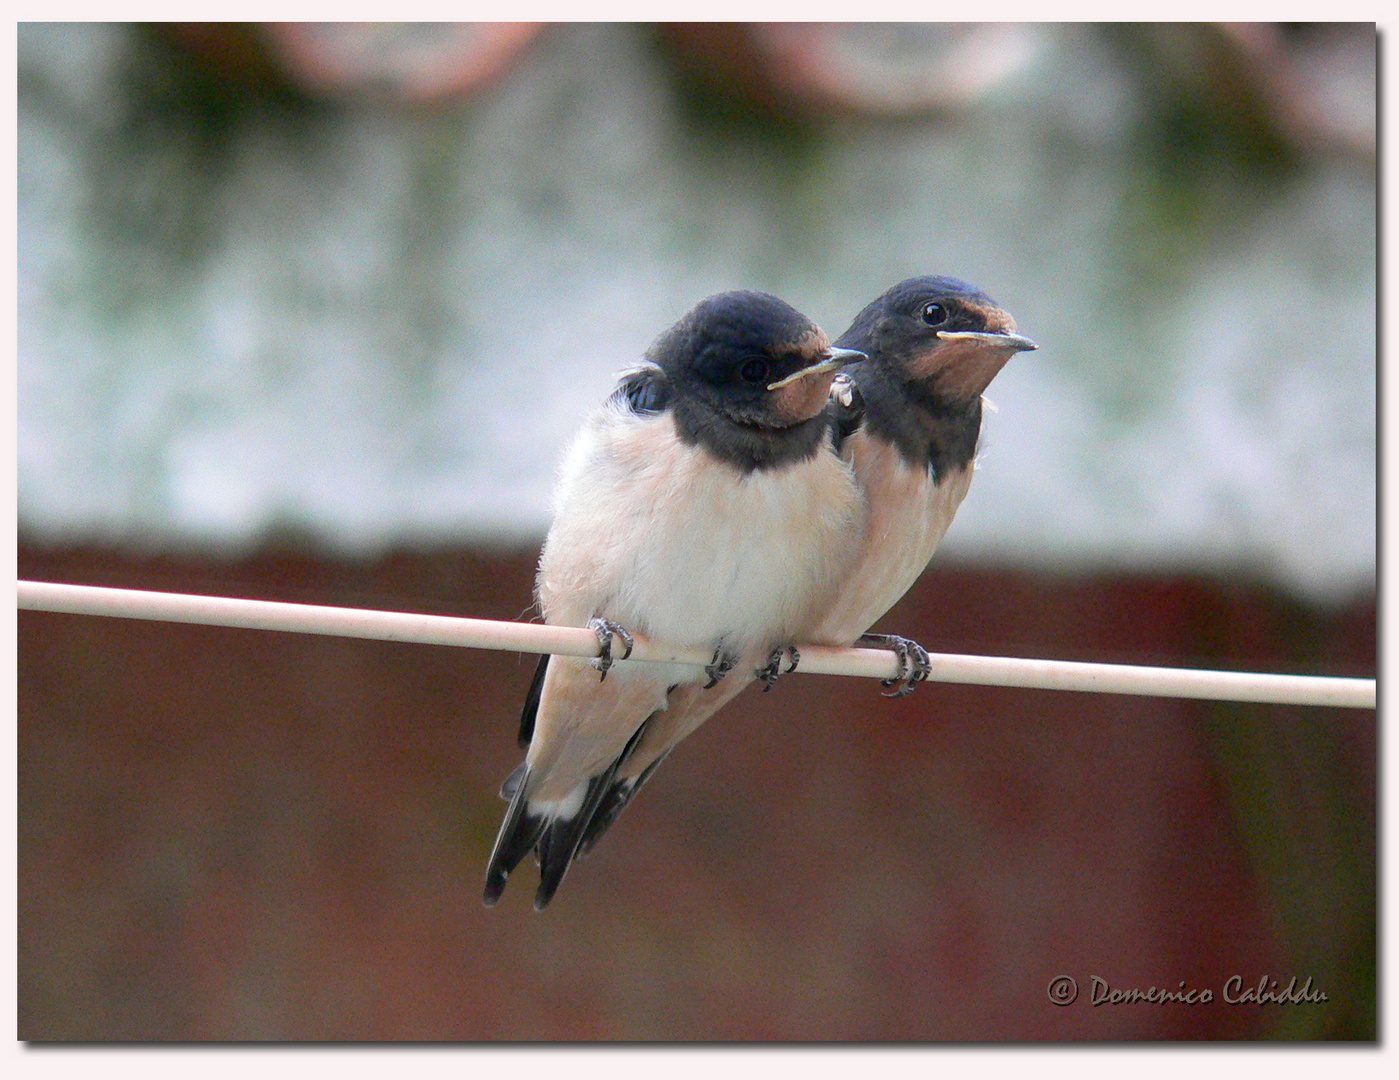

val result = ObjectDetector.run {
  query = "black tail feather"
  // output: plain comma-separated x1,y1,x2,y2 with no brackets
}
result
532,773,617,910
486,717,656,910
576,751,671,857
483,768,546,906
499,763,526,800
531,718,655,910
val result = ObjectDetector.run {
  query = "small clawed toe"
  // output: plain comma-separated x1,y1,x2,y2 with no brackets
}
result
758,645,801,692
704,646,738,689
861,634,931,698
588,618,634,681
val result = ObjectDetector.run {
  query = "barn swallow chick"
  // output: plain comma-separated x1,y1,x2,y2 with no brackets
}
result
544,279,1038,862
808,276,1037,691
485,291,865,909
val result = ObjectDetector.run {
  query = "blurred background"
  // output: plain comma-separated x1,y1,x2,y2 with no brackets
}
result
17,22,1375,1040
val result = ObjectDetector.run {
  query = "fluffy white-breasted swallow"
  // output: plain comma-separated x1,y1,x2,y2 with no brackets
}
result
484,291,865,909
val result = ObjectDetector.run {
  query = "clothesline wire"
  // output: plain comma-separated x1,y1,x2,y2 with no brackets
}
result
15,580,1375,710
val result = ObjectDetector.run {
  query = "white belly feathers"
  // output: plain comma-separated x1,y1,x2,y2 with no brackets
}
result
537,403,862,661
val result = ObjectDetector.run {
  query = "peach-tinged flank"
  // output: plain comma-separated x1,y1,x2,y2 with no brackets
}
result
811,426,975,645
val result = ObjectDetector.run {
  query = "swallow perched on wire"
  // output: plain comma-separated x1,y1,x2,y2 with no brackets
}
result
808,276,1038,690
484,291,865,910
539,278,1038,863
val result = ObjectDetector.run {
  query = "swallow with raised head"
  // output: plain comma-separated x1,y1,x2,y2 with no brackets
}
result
484,291,865,910
809,276,1038,687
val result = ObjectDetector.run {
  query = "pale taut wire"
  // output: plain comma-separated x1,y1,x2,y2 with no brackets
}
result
17,580,1375,710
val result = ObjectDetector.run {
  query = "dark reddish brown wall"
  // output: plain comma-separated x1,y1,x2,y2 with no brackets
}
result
18,543,1375,1040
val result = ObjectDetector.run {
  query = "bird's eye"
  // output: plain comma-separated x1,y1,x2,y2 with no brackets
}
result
921,302,949,326
739,358,769,384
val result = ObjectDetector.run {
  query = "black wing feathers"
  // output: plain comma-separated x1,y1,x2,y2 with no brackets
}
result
517,653,549,747
576,751,672,857
612,366,669,415
485,716,656,910
532,771,620,909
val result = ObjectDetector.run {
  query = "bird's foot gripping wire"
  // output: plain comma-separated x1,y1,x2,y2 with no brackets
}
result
587,618,634,681
757,645,800,692
859,633,931,698
704,646,740,689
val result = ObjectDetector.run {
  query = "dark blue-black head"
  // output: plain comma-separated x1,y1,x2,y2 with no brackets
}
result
837,276,1037,404
641,290,864,471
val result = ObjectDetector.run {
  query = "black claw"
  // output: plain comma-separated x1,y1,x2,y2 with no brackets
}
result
703,646,737,689
860,634,931,698
588,618,634,681
757,651,780,692
757,645,801,692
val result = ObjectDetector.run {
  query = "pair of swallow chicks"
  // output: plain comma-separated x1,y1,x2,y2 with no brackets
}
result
485,276,1037,910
